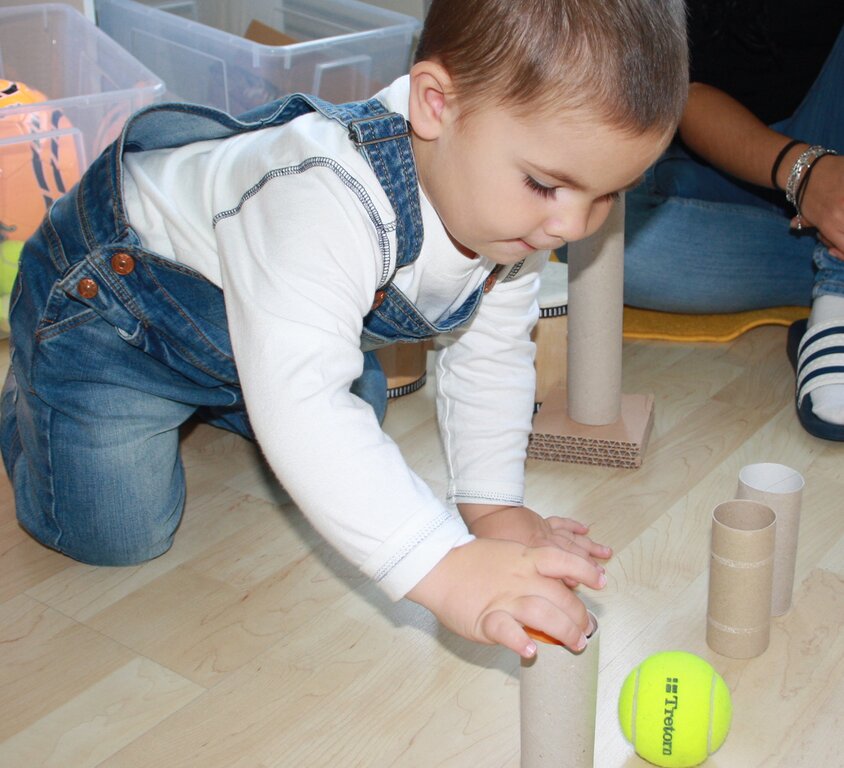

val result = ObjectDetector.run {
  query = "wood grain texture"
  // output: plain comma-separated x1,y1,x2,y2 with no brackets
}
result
1,328,842,767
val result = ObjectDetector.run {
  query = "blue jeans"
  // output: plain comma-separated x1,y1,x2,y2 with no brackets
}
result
624,26,844,313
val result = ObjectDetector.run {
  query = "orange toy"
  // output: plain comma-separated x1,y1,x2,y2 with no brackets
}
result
1,79,81,243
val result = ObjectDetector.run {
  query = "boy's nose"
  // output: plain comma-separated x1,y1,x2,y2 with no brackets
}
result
547,200,613,244
545,208,591,244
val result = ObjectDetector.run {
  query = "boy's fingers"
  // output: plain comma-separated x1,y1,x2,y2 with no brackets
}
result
511,594,589,650
532,546,607,590
480,610,537,658
547,517,613,560
547,516,590,535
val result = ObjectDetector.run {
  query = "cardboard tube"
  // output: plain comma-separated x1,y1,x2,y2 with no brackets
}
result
533,259,569,405
735,463,804,616
374,340,429,398
566,195,624,425
706,500,776,659
520,612,599,767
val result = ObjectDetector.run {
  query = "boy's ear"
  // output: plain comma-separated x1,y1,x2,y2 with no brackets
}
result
408,60,456,140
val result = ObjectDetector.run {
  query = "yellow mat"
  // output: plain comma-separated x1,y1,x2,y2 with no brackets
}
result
622,305,810,343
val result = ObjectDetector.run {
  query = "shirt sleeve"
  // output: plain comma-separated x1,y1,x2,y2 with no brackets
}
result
213,159,473,600
435,254,548,507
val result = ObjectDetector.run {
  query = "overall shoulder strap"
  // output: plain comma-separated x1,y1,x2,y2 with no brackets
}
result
316,97,424,274
117,93,423,279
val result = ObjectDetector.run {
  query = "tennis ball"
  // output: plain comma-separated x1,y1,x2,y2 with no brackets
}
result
618,651,731,767
0,240,23,294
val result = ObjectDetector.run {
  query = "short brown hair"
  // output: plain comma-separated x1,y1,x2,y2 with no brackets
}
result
415,0,688,134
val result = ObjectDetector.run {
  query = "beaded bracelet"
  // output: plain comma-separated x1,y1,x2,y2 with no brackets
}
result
793,152,836,229
785,145,836,206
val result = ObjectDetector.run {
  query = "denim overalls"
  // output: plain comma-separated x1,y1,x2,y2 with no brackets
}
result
0,94,498,565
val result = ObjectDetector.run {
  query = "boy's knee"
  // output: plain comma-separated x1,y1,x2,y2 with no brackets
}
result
58,520,178,566
15,481,184,566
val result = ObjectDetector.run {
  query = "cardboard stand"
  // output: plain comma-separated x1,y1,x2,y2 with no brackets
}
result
529,196,654,467
706,500,776,658
735,463,804,616
520,613,599,768
528,388,654,468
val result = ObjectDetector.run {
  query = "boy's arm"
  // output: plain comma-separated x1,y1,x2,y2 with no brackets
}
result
214,164,475,601
435,255,544,509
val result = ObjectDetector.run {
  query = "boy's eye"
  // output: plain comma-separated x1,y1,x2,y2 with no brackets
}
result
524,175,557,199
604,191,621,202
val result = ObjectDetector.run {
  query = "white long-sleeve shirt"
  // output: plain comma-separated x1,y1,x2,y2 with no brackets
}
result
122,76,547,599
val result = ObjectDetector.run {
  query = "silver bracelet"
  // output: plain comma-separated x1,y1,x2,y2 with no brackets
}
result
785,145,836,205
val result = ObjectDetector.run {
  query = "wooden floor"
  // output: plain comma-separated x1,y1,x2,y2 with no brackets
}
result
1,327,842,768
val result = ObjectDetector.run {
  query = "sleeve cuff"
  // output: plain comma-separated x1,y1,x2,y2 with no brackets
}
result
446,478,525,507
362,509,475,601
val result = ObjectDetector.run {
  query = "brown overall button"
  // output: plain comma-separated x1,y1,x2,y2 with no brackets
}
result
111,252,135,275
371,289,387,311
77,278,98,299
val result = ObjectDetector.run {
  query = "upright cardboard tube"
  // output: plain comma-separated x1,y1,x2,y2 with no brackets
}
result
707,500,776,659
736,463,804,616
566,195,624,425
520,612,599,767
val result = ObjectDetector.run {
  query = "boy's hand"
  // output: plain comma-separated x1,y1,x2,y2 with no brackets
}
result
459,503,612,586
407,538,606,658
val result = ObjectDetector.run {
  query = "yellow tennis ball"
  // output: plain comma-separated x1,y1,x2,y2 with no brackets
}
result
0,239,23,294
618,651,732,767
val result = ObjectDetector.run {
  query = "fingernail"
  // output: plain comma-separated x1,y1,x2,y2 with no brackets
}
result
598,573,607,588
524,641,537,658
576,633,587,651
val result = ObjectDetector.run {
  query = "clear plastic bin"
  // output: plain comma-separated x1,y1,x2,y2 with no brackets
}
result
94,0,421,114
0,3,165,335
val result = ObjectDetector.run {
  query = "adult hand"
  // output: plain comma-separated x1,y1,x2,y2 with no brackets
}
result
793,153,844,259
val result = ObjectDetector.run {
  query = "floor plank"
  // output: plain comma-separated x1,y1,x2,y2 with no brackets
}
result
1,327,843,767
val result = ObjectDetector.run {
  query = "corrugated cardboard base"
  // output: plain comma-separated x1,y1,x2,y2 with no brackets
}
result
528,388,654,468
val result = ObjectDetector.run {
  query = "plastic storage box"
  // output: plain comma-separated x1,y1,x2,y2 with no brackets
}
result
95,0,421,114
0,3,164,334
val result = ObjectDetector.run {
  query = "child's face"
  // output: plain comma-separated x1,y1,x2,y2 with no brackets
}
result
415,101,670,265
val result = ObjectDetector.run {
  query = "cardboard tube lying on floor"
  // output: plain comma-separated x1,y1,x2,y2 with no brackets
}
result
520,612,599,767
735,463,804,616
707,500,776,659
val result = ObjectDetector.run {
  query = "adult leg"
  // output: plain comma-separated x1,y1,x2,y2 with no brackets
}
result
624,157,815,312
774,27,844,434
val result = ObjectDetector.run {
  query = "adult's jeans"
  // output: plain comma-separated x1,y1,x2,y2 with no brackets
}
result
624,26,844,313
